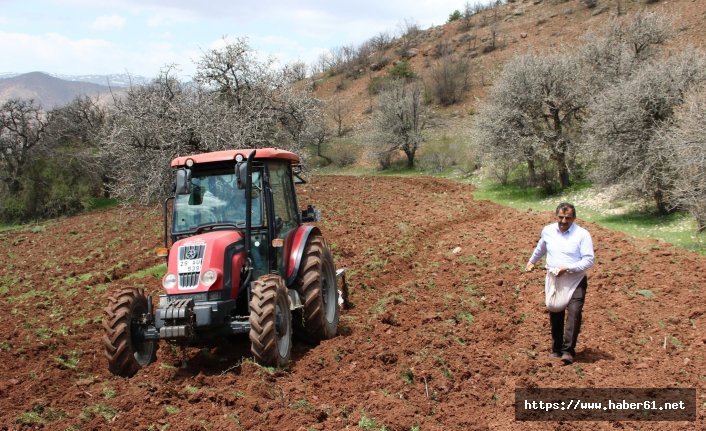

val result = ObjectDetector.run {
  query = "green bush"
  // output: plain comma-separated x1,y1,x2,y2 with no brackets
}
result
448,10,462,22
387,60,416,80
0,150,101,223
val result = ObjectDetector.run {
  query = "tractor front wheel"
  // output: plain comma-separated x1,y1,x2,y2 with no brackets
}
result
102,288,157,377
249,275,292,367
294,235,339,344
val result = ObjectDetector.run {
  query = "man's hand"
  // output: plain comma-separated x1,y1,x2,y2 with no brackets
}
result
557,267,569,276
525,262,535,272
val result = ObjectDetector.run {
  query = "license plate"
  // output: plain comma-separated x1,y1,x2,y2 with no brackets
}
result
178,259,203,273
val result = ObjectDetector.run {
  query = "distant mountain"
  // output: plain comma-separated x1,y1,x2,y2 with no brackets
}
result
0,72,123,108
53,73,149,87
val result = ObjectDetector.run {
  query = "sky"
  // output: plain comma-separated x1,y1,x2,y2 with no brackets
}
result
0,0,471,79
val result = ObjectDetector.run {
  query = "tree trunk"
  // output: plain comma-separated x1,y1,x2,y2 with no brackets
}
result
697,217,706,233
8,178,21,194
316,141,333,165
553,150,570,188
527,158,537,186
559,165,571,188
653,189,671,215
404,148,416,168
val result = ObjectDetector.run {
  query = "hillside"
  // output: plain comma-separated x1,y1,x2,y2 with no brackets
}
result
311,0,706,147
0,176,703,429
0,72,115,108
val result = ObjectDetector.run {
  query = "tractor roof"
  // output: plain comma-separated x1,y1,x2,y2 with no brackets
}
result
170,148,300,168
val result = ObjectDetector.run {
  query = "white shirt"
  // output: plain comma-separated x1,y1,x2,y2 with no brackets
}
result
529,222,594,273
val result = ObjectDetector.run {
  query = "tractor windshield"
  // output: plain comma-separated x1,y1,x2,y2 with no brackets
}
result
171,168,263,235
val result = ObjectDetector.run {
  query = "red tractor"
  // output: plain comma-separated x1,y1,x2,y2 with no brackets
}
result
103,148,346,377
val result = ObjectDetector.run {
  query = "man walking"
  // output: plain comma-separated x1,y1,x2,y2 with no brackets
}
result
526,203,594,365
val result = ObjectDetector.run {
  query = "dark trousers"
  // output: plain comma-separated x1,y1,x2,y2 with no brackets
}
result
549,276,587,357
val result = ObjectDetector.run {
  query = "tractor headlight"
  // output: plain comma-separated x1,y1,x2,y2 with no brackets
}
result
163,273,177,289
201,269,218,287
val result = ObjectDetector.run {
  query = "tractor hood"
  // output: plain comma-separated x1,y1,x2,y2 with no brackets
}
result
163,230,246,298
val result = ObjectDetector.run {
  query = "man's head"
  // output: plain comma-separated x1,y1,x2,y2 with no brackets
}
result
555,202,576,233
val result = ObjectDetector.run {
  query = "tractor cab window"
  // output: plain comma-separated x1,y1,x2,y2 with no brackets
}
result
268,161,297,236
172,168,263,235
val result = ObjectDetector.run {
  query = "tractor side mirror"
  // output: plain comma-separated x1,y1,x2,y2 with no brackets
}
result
175,169,192,195
301,205,321,222
293,164,306,184
236,162,248,190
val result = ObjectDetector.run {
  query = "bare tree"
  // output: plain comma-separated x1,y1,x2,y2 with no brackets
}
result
473,99,542,186
396,18,421,57
329,98,350,137
101,42,322,203
44,95,108,196
659,86,706,231
47,95,106,146
194,38,271,108
301,109,332,166
431,55,471,105
372,80,428,168
282,61,308,83
368,32,394,52
461,1,475,30
584,50,706,213
0,99,48,194
475,51,587,188
580,11,672,90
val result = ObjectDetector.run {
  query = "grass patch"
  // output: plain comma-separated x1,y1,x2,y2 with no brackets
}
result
184,385,200,395
358,415,388,431
16,405,66,425
289,399,314,412
400,367,414,384
669,336,682,348
0,222,22,232
454,310,475,325
86,197,119,211
471,180,553,205
102,386,117,399
54,351,81,369
637,289,655,299
370,293,406,317
471,179,706,255
164,405,181,415
126,263,167,280
81,404,118,422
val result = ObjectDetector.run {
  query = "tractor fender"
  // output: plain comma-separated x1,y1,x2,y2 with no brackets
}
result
285,225,321,286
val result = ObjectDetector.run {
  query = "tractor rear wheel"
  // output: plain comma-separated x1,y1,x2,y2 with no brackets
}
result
102,288,157,377
249,275,292,367
294,235,339,344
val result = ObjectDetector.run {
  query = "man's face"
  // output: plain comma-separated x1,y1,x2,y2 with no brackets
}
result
556,208,575,233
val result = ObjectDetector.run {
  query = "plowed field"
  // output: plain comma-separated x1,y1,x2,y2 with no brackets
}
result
0,176,704,430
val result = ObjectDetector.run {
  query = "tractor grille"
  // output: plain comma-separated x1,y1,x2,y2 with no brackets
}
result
177,244,206,289
179,272,201,289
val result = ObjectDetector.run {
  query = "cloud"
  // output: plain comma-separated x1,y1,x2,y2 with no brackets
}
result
90,15,126,31
146,8,197,27
1,0,472,77
0,31,195,77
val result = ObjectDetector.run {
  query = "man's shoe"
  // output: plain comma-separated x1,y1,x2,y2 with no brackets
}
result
561,352,574,364
549,352,561,358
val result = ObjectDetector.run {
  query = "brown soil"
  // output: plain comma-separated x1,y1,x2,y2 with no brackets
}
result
0,176,704,430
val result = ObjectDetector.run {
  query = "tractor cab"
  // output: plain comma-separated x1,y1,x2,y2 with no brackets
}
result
169,149,309,280
103,148,345,377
